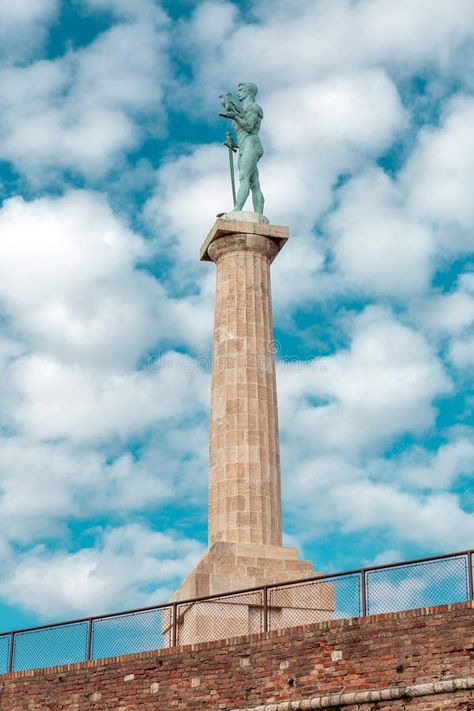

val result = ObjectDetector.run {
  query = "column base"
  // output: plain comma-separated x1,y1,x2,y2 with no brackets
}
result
218,210,270,224
169,542,334,646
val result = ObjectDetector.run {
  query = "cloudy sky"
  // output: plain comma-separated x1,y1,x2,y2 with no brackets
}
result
0,0,473,632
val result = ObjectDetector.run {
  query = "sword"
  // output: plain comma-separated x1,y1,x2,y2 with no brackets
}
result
224,132,237,206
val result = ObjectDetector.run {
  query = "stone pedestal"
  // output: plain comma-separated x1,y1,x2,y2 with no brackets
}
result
170,542,334,647
171,214,333,644
175,542,314,600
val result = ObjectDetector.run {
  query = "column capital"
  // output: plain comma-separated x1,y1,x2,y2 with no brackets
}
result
200,217,288,262
207,232,280,263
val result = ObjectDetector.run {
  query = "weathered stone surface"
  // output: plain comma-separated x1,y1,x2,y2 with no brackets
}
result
222,210,270,224
207,229,283,546
173,542,319,599
172,218,328,642
171,543,333,646
200,217,288,261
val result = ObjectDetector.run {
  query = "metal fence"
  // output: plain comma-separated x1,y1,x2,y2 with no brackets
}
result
0,548,472,675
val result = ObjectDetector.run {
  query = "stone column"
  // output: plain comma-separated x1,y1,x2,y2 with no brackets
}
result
170,214,333,643
207,230,282,547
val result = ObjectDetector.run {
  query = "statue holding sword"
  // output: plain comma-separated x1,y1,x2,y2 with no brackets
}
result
218,82,265,215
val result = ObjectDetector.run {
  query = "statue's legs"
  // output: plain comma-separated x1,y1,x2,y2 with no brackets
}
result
235,146,262,212
250,167,264,214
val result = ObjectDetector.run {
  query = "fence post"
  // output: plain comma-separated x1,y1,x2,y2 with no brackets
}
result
8,632,15,673
86,619,93,661
172,603,178,647
361,569,367,617
468,552,474,601
263,586,269,633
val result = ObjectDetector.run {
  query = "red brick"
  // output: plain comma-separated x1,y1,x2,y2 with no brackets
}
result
0,602,473,709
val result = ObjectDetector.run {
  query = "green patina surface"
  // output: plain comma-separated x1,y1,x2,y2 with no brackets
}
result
219,82,265,214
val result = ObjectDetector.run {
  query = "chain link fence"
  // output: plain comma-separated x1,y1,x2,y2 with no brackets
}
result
0,549,472,674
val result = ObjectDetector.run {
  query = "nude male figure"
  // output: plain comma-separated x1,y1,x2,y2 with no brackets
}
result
219,82,265,214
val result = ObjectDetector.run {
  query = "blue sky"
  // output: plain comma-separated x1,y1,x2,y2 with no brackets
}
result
0,0,473,633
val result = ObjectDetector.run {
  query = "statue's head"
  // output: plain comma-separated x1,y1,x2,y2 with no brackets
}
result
237,82,258,101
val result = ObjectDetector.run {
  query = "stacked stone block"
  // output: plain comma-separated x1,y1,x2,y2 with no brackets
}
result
171,215,331,640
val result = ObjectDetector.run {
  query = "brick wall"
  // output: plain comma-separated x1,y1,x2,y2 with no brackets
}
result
0,601,473,710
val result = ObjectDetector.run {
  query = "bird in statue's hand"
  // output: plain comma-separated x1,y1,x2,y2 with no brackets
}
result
219,93,241,118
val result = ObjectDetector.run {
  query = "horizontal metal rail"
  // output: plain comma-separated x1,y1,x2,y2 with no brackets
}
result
0,547,472,674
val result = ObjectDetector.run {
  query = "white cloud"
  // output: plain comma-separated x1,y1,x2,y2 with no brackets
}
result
0,192,145,300
0,414,208,546
281,419,474,558
285,451,474,553
146,145,231,262
329,482,473,551
410,274,474,336
328,94,474,301
0,524,205,618
275,290,472,557
0,0,59,65
0,439,109,543
369,549,404,566
0,186,215,574
261,69,406,229
178,0,474,112
405,95,474,239
358,0,474,70
82,0,166,20
8,351,208,444
279,306,450,454
0,14,170,180
271,232,327,313
264,70,404,157
0,191,158,366
0,190,213,364
277,304,473,555
329,169,434,298
398,437,474,490
407,274,474,370
449,335,474,370
0,188,214,554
